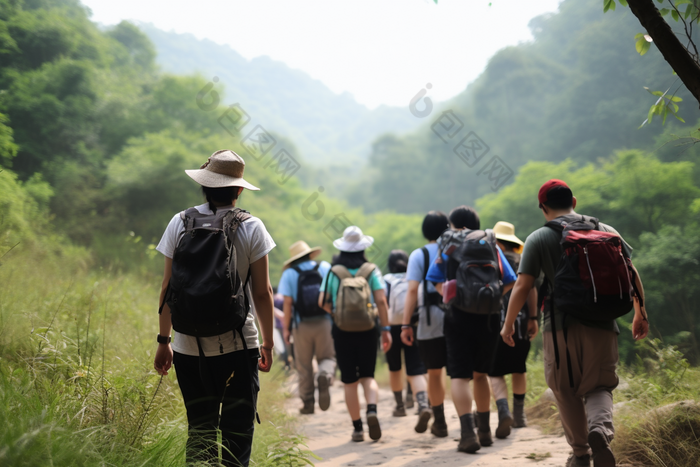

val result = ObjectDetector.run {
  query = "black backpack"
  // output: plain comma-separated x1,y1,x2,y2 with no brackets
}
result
291,263,327,320
164,207,252,337
445,229,503,315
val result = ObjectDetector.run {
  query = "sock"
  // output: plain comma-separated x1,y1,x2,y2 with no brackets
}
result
432,403,446,424
353,419,363,432
393,391,404,408
513,393,526,402
459,413,475,434
496,398,512,419
415,391,429,410
367,404,377,415
406,382,413,396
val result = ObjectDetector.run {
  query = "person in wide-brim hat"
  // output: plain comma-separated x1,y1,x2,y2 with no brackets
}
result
185,149,260,191
493,221,523,246
283,241,322,269
333,226,374,252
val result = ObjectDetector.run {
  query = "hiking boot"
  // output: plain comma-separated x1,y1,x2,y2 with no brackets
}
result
366,412,382,441
566,453,591,467
495,413,513,439
472,409,479,429
513,399,527,428
414,407,432,433
588,429,615,467
392,405,407,417
405,390,414,409
317,373,331,411
476,412,493,446
351,429,364,442
299,400,314,415
430,420,448,438
457,429,480,454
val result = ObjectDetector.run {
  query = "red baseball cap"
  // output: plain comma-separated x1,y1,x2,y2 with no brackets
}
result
538,179,570,204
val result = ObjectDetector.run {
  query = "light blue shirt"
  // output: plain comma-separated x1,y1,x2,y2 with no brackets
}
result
425,247,517,284
278,260,331,324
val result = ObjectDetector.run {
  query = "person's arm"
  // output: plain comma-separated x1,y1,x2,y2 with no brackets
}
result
631,264,649,340
154,257,174,376
500,273,535,347
250,255,274,372
400,280,420,346
526,285,539,340
282,296,294,345
373,289,392,353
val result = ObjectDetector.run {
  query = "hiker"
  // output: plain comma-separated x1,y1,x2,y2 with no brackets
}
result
400,211,451,437
318,226,392,442
153,150,275,467
279,240,335,415
425,206,517,454
487,221,539,429
501,180,649,467
382,250,430,428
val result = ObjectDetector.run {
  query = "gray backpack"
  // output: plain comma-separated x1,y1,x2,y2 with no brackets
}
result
330,263,377,332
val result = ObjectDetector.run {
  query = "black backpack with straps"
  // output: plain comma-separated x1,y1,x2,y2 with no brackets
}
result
291,262,327,320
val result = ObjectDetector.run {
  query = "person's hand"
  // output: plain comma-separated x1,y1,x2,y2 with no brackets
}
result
527,319,539,341
283,328,291,346
259,345,273,372
154,343,173,376
400,326,414,346
500,323,515,347
381,330,392,353
632,312,649,341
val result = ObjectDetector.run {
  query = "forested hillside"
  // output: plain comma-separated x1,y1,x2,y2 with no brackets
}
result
142,24,421,167
353,0,700,214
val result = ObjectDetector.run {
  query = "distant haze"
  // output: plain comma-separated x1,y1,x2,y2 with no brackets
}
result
82,0,561,109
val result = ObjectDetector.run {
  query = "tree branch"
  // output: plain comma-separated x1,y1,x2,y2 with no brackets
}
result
628,0,700,108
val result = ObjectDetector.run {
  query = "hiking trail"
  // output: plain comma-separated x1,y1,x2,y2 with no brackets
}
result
285,375,571,466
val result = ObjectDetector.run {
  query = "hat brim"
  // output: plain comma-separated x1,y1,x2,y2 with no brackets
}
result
185,169,260,191
494,233,524,246
282,247,322,268
333,235,374,252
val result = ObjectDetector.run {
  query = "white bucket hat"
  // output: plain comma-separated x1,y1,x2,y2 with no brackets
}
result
185,149,260,191
333,226,374,252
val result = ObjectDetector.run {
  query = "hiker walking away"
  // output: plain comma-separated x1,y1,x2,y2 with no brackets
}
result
501,180,649,467
318,226,392,442
153,150,275,467
383,250,430,428
425,206,517,454
279,240,335,415
273,290,291,371
487,221,539,430
400,211,451,438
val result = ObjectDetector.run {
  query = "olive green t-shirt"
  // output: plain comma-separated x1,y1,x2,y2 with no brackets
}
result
518,214,633,334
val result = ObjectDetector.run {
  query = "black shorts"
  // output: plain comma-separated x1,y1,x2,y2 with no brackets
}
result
332,325,379,384
385,326,426,376
490,310,531,376
443,309,500,379
417,336,448,371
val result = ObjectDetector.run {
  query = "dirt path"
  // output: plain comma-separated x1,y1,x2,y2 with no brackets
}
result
285,377,571,466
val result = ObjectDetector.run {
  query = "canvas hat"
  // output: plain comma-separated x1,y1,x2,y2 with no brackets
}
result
333,226,374,252
493,221,524,246
283,241,322,268
185,149,260,191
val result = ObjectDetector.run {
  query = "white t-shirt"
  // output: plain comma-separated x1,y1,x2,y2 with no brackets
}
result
156,203,276,357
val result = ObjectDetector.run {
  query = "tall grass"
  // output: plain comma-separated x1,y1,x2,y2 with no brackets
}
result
0,244,315,466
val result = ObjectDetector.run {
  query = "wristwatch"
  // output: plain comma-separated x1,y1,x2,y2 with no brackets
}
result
157,334,171,344
381,326,391,332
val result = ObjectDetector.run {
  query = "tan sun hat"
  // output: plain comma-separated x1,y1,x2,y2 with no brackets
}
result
283,241,322,268
493,221,524,246
185,149,260,191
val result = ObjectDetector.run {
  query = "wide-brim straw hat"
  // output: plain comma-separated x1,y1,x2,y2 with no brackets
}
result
185,149,260,191
283,241,322,268
333,226,374,252
493,221,524,246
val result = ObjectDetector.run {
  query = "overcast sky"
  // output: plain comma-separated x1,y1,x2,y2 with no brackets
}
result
82,0,562,109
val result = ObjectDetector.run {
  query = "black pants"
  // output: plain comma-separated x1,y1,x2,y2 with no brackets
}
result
173,349,260,467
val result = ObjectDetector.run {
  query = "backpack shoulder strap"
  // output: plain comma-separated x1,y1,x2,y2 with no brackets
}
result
544,219,565,233
356,262,376,280
291,265,302,274
180,207,201,231
313,262,321,272
331,264,352,280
